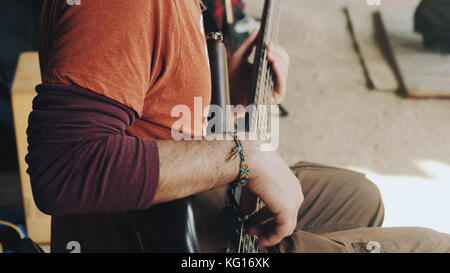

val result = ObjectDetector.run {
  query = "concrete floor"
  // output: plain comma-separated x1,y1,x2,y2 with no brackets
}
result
245,0,450,233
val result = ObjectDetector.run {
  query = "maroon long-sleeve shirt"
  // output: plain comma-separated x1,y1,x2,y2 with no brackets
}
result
26,84,159,252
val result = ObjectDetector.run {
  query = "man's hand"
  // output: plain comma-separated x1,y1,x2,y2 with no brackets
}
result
241,141,304,248
155,135,303,248
228,30,290,107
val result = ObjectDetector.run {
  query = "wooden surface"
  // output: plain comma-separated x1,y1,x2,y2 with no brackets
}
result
10,52,51,244
347,6,398,92
380,1,450,98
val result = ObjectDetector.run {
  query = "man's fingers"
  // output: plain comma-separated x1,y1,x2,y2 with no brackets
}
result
267,44,289,77
289,211,298,235
249,216,293,247
264,214,297,247
236,29,260,58
266,43,289,104
267,43,290,65
242,29,260,49
246,207,297,248
269,57,287,103
247,205,273,228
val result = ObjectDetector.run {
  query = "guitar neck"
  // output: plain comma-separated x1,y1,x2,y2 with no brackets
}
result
232,0,281,254
247,0,281,135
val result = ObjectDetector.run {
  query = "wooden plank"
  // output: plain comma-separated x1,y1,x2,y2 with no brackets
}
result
380,1,450,98
346,5,398,92
10,52,51,244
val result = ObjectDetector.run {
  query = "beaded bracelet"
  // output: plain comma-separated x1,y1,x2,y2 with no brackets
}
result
229,131,250,187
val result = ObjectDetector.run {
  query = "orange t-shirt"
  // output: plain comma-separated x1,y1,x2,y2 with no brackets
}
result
39,0,211,139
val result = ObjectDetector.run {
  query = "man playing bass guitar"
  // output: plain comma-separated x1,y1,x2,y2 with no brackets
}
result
26,0,450,253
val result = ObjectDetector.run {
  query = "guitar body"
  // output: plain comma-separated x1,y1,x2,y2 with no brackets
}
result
129,187,232,253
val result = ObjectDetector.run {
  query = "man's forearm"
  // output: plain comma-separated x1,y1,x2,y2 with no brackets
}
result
154,136,255,204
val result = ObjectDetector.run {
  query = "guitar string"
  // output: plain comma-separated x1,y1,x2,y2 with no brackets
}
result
238,215,245,253
248,0,275,253
246,19,270,254
241,28,268,253
254,1,278,254
254,0,278,253
250,14,270,256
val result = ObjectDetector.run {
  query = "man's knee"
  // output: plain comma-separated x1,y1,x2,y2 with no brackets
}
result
291,161,385,227
321,166,384,226
350,174,385,226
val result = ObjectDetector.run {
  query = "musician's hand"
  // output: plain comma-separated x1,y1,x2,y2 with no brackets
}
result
241,142,304,248
228,30,290,107
266,42,290,105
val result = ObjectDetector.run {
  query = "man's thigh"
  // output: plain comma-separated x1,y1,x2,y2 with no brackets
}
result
275,227,450,253
280,162,450,253
290,161,385,233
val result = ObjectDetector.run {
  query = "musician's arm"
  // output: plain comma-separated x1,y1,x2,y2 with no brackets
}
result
26,84,244,214
27,84,302,247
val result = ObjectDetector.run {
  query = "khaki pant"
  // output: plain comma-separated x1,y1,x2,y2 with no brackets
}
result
271,162,450,253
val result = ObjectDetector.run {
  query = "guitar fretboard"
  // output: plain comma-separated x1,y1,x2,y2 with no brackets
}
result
249,0,281,141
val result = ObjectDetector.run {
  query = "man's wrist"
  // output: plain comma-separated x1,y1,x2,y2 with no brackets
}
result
240,136,262,181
